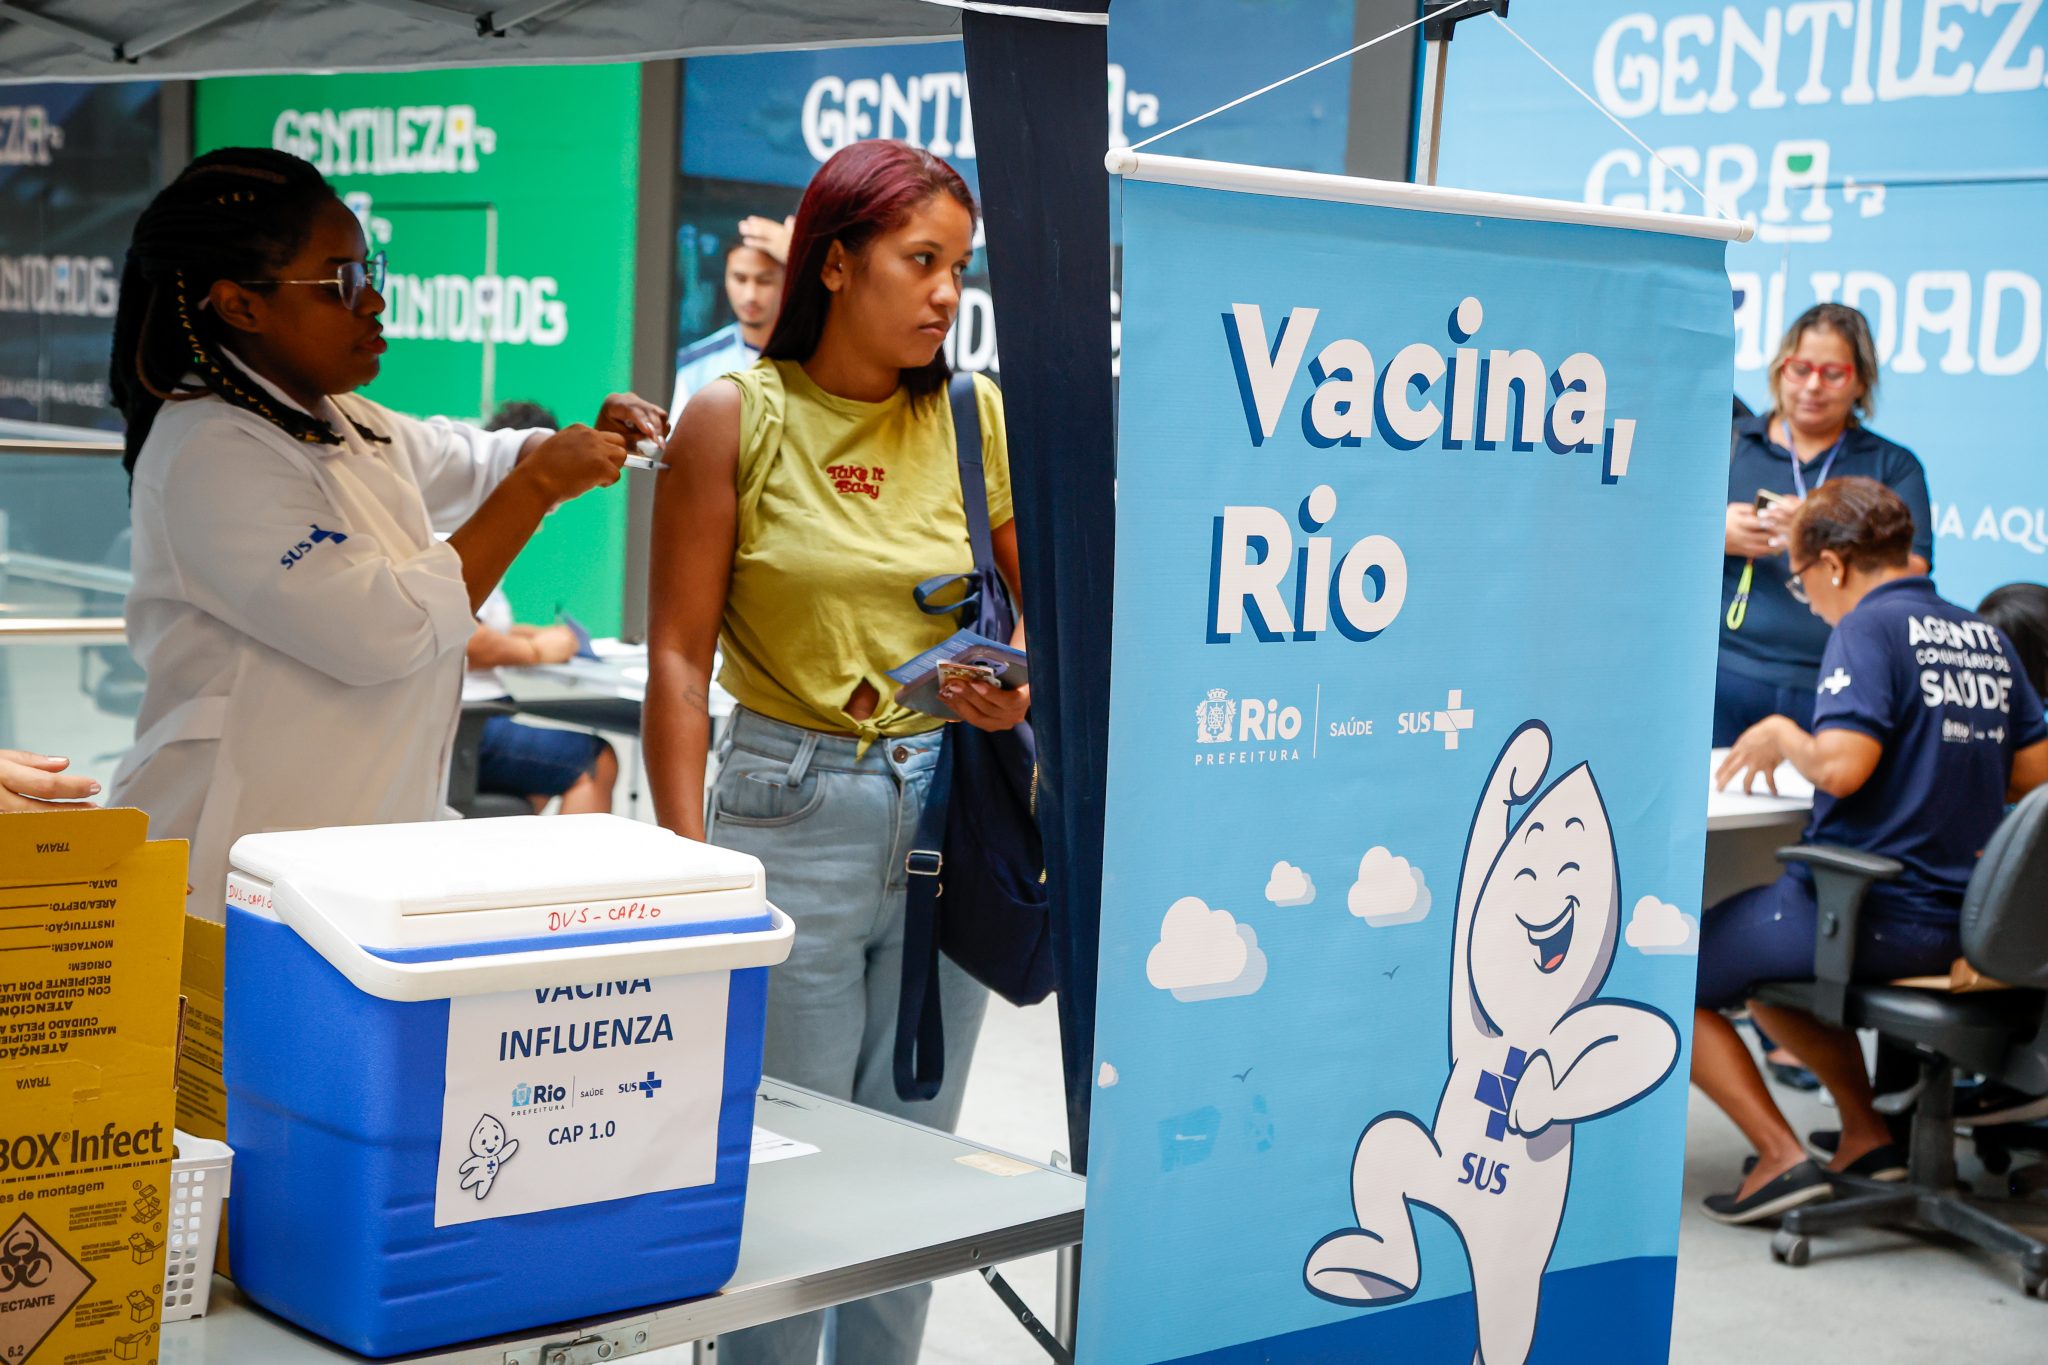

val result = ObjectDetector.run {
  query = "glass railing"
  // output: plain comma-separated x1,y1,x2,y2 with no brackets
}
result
1,422,136,788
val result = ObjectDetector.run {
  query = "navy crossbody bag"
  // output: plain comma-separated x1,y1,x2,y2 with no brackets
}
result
893,373,1058,1102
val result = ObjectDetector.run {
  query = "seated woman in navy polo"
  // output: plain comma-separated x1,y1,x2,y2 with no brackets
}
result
1695,477,2048,1225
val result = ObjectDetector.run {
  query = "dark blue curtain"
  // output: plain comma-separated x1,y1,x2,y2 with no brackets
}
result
961,0,1115,1173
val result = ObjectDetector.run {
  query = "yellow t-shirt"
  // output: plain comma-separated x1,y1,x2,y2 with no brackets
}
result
719,359,1012,742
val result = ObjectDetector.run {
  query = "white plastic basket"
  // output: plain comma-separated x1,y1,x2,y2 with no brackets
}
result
160,1131,232,1323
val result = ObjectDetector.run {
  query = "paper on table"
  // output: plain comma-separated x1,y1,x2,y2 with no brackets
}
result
750,1126,820,1165
1707,748,1815,799
955,1151,1038,1178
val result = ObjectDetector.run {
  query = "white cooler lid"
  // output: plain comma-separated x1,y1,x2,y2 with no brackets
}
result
230,814,764,938
228,816,790,1001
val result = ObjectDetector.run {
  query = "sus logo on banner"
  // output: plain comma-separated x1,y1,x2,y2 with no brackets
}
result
1082,175,1732,1362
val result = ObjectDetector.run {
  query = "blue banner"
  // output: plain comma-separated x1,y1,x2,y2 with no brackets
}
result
1435,1,2048,605
681,0,1356,190
0,81,160,431
672,0,1359,370
1081,174,1734,1363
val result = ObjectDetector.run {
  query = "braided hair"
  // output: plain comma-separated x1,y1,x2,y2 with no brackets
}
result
111,148,380,476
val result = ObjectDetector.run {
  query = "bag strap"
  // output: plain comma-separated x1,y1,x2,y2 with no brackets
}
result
890,372,990,1103
894,732,953,1102
913,571,981,618
948,372,995,575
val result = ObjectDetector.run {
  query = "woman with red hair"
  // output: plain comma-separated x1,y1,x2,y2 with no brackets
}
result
646,140,1027,1365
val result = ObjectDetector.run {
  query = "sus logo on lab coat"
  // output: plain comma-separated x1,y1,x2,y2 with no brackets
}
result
278,523,350,571
1304,721,1678,1364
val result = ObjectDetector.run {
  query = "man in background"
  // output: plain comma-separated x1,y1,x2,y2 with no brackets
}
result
669,215,791,428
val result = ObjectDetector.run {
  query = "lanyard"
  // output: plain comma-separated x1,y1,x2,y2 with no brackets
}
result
1728,423,1846,632
1726,560,1754,631
1781,421,1846,499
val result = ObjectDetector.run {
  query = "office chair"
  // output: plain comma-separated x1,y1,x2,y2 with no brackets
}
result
448,700,532,819
1753,785,2048,1296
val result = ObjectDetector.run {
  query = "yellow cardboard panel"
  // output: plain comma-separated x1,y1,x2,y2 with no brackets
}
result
0,809,187,1365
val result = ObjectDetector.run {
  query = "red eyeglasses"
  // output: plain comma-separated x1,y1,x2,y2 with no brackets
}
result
1783,358,1855,389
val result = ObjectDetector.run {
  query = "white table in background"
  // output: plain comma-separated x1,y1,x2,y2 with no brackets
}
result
1705,749,1815,906
495,643,736,817
161,1079,1082,1364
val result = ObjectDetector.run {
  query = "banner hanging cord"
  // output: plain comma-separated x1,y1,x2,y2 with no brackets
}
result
1126,2,1738,227
1487,13,1735,223
1125,2,1456,154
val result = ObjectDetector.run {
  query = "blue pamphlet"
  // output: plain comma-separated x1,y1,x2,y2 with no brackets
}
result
888,630,1029,718
556,611,599,660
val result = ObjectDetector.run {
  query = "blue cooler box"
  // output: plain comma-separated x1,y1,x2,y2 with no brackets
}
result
221,815,793,1356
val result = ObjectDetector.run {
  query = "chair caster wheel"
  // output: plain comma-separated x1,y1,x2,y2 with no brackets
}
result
2022,1270,2048,1300
1771,1231,1811,1267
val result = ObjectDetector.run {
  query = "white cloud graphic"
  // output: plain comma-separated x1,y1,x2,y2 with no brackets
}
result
1625,895,1699,955
1264,860,1317,907
1146,896,1268,1002
1098,1062,1119,1089
1347,847,1432,926
1173,925,1268,1001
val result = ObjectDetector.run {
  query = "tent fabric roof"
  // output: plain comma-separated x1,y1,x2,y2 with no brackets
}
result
0,0,970,84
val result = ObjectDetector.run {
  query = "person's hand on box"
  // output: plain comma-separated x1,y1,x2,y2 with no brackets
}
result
0,750,101,813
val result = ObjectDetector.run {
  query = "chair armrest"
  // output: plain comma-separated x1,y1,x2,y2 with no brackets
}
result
1776,843,1905,1026
448,699,519,806
1777,845,1905,881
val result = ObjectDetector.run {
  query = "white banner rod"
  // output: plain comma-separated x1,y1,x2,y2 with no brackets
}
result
1104,149,1755,245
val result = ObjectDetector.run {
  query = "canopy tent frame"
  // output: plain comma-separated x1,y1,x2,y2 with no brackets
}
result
1,0,1118,1186
0,0,1068,80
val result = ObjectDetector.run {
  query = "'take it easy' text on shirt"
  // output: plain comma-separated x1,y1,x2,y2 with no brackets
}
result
1719,415,1934,690
1805,577,2046,923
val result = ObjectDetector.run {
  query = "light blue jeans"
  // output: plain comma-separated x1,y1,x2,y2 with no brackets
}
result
710,708,989,1365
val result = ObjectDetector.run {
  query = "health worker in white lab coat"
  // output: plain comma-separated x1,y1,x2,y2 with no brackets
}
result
103,149,664,917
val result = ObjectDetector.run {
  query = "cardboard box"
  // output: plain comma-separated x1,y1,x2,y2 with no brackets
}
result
172,915,229,1277
0,809,186,1365
171,917,224,1145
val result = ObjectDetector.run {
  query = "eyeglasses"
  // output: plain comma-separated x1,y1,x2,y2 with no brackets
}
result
240,252,386,310
1782,358,1855,389
1785,558,1819,606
